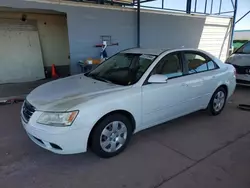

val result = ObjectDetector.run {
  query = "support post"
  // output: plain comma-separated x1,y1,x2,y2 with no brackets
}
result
137,0,140,47
231,0,235,8
204,0,207,13
186,0,192,14
214,11,234,15
230,0,238,50
162,0,164,9
219,0,222,15
210,0,213,14
194,0,197,12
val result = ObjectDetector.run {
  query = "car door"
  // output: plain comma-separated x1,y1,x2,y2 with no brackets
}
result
181,51,219,110
141,52,194,128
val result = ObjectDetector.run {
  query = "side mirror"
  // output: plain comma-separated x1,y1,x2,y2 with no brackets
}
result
148,74,168,84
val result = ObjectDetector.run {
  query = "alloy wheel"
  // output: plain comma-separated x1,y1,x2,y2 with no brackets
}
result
213,91,225,112
100,121,128,153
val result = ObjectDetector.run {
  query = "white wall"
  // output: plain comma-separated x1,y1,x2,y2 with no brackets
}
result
140,11,205,49
140,12,231,62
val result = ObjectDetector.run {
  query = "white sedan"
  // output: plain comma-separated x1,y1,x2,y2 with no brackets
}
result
21,48,236,158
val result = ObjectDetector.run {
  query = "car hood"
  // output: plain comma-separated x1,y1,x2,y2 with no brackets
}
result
226,54,250,66
26,74,125,111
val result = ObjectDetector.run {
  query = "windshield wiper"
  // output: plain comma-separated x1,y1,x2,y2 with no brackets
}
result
88,74,113,84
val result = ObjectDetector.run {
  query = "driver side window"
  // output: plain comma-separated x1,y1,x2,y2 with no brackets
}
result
153,53,183,79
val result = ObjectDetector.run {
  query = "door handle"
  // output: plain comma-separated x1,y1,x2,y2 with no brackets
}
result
191,81,203,87
182,83,188,87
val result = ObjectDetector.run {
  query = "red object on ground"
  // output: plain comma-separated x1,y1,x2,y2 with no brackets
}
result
51,64,59,79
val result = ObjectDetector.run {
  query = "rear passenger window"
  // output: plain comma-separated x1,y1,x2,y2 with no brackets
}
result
154,54,183,79
207,60,216,70
184,53,216,74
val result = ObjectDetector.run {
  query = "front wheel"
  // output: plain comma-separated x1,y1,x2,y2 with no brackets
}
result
90,114,133,158
208,87,227,116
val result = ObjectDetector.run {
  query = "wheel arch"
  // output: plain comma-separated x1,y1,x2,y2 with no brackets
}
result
87,109,136,148
206,84,229,109
218,84,228,97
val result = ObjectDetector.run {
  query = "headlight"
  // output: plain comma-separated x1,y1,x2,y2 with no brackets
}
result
37,111,78,127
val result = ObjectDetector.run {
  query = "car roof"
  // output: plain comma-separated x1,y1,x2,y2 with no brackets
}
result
122,48,169,56
121,48,215,59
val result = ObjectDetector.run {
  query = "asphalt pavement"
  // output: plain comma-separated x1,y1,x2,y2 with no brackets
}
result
0,86,250,188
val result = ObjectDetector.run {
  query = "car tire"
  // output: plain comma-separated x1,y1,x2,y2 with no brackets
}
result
90,114,133,158
208,87,227,116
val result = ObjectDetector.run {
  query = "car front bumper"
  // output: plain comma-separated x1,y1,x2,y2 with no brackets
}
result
236,74,250,86
21,113,90,154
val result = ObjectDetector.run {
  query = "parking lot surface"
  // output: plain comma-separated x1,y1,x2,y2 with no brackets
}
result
0,86,250,188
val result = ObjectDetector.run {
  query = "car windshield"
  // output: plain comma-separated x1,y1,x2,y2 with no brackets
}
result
86,53,157,86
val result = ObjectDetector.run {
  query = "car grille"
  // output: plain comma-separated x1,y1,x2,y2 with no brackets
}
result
22,101,36,123
233,65,250,75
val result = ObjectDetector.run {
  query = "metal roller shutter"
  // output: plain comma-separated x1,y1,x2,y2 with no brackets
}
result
0,19,45,84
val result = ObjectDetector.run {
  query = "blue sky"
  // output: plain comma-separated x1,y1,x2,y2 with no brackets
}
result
144,0,250,30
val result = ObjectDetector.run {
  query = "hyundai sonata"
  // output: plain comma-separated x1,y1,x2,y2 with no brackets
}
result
21,48,236,158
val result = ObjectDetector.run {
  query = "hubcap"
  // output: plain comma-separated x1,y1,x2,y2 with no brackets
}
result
100,121,127,153
213,91,225,112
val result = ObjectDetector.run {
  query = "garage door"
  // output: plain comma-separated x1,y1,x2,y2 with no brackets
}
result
0,19,45,84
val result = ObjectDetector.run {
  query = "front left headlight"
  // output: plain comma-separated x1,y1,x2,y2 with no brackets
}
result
37,111,79,127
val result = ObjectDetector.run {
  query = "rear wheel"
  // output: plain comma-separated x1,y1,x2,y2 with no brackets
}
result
90,114,133,158
208,87,227,116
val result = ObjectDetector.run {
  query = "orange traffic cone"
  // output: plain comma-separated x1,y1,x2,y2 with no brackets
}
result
51,64,59,79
